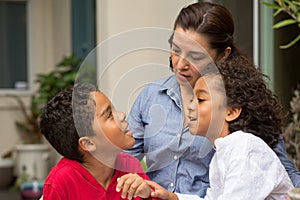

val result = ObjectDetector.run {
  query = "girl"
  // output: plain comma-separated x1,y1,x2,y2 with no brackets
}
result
148,57,294,199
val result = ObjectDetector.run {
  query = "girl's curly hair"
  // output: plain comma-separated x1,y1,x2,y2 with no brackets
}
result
204,56,285,148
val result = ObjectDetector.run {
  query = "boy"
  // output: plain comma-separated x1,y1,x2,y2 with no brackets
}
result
40,83,153,200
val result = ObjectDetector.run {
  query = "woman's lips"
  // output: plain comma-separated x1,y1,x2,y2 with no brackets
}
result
177,72,190,81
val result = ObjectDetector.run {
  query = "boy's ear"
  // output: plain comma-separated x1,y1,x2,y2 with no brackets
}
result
225,107,242,122
78,137,96,152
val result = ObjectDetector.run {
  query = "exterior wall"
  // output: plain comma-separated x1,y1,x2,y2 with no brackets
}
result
95,0,196,113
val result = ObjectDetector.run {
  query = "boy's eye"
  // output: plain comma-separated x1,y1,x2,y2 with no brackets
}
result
107,111,113,119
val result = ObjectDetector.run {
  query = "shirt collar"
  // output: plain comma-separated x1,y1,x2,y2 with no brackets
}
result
159,75,180,93
159,75,182,108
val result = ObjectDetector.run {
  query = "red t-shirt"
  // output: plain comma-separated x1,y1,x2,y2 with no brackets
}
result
43,152,153,200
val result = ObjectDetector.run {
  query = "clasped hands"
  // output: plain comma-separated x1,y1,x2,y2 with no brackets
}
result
116,173,152,200
116,173,179,200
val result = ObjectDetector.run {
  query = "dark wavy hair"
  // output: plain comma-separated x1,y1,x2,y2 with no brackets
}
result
40,83,96,162
169,2,246,70
203,56,285,148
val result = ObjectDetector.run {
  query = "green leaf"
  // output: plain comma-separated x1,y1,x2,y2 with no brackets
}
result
274,8,284,16
292,1,300,7
279,34,300,49
286,0,298,13
262,1,281,9
273,19,297,28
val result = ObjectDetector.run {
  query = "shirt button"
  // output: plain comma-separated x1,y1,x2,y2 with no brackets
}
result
173,155,178,160
170,183,174,187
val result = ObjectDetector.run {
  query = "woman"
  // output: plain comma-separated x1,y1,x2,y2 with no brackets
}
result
125,2,300,198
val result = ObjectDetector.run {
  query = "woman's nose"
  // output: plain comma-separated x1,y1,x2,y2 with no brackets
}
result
177,56,190,70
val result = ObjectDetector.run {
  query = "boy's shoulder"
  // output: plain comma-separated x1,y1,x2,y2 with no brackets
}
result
44,157,88,185
48,157,78,174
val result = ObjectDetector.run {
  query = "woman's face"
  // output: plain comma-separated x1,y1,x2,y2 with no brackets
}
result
171,27,218,88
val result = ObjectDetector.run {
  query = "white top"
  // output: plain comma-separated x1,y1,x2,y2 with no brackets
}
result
176,131,294,200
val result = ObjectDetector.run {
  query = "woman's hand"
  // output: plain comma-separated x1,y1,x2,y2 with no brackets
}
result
146,180,178,200
116,173,152,200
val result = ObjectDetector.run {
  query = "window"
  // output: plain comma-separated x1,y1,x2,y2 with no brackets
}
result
210,0,255,62
0,1,29,91
71,0,96,58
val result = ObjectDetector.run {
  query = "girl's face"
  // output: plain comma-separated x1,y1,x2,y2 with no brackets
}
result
171,27,218,88
91,91,135,151
187,76,226,141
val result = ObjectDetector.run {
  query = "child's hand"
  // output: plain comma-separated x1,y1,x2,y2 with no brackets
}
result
146,180,178,200
116,173,152,200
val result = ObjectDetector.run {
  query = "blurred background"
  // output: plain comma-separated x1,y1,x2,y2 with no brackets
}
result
0,0,299,198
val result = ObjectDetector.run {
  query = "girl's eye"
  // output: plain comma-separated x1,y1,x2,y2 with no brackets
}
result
197,98,205,103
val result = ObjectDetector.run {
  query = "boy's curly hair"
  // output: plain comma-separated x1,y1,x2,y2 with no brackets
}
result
204,56,284,148
40,83,96,162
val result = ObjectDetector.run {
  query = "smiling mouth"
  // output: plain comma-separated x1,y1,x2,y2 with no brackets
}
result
124,126,133,135
188,116,197,122
124,129,133,137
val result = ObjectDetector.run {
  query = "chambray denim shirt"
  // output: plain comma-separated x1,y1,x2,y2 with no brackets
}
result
126,75,300,198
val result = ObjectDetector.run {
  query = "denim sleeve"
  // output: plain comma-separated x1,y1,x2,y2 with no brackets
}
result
273,136,300,187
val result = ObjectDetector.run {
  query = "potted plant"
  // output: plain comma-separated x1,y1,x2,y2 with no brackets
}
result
8,55,83,143
8,55,83,186
262,0,300,49
284,85,300,170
